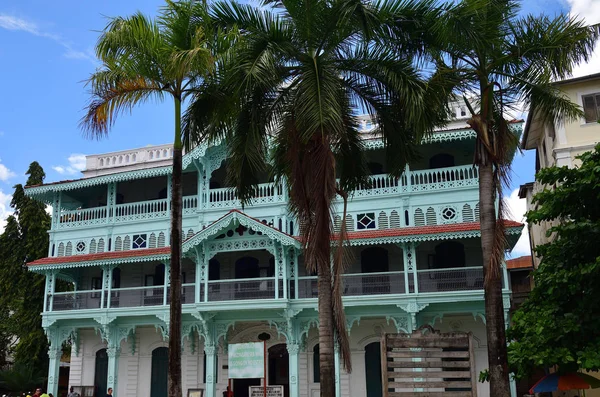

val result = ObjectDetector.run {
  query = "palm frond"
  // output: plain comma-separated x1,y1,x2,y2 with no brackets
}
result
81,73,164,138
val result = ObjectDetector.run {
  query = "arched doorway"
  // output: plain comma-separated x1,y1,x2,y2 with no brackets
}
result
268,344,289,397
365,342,382,397
151,347,168,397
94,348,108,397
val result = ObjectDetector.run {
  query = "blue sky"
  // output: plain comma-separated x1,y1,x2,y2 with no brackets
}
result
0,0,599,257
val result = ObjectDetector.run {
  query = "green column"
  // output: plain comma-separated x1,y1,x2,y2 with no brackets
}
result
107,345,120,395
205,344,217,397
46,330,61,397
164,262,170,306
287,343,300,397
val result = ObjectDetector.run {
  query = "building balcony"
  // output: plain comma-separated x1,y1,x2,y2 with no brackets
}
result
44,266,491,313
52,164,479,231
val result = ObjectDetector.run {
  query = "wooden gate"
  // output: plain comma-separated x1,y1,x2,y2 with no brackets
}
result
381,326,478,397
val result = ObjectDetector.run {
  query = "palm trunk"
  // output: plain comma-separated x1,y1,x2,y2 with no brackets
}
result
318,261,336,397
479,160,510,397
168,97,183,397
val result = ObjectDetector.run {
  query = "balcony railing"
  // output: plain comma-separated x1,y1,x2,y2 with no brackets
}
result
417,266,484,293
294,271,406,299
207,277,276,301
45,267,488,312
54,165,478,229
208,182,284,209
51,290,102,311
114,199,169,222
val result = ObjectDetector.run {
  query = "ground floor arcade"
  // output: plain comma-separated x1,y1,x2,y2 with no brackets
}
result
48,307,512,397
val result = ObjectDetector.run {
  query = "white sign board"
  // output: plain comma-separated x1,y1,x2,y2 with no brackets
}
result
228,342,264,379
249,385,284,397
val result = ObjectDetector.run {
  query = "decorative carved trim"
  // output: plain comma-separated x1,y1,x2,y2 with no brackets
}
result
26,166,172,203
29,252,170,272
183,211,300,255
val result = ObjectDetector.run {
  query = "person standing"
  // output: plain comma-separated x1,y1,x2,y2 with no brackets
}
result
67,387,80,397
105,388,113,397
32,388,42,397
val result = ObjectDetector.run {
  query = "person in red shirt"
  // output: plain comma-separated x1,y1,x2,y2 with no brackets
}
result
32,389,42,397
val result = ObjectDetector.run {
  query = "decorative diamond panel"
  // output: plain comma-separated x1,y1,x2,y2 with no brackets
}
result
133,234,147,249
357,213,376,230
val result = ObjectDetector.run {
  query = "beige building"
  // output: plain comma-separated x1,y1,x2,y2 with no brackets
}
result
520,72,600,267
520,73,600,396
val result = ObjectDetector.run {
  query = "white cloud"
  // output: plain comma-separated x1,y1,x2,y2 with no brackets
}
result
568,0,600,77
504,188,531,257
0,189,12,233
53,154,87,176
0,158,16,181
0,13,96,64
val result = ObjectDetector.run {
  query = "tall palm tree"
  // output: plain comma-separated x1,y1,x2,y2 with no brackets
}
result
184,0,451,395
419,1,599,395
81,2,228,396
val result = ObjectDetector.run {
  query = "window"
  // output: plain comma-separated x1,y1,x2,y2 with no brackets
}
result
357,213,376,230
133,234,147,249
582,93,600,123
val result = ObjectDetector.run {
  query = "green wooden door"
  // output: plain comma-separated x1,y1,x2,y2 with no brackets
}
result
365,342,382,397
94,349,108,397
151,347,168,397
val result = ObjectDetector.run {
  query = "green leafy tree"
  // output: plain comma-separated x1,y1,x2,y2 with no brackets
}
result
508,145,600,377
81,2,231,396
0,162,51,373
423,1,598,394
184,0,450,394
0,363,47,394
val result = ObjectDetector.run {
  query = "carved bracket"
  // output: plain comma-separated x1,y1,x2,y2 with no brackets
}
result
386,315,410,334
397,301,429,332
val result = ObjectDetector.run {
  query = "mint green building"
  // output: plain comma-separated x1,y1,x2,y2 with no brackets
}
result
25,112,522,397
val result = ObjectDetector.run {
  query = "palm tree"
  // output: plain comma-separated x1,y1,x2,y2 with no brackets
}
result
184,0,451,395
419,1,599,395
81,2,227,396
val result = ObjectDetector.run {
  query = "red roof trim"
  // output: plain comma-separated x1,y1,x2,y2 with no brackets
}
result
334,219,523,241
28,220,523,267
507,255,533,270
28,247,170,266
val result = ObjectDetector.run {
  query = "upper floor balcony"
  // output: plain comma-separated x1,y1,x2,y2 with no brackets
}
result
54,163,478,230
32,221,514,317
25,128,486,260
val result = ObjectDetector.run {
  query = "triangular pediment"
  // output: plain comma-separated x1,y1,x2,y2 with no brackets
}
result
182,210,301,254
